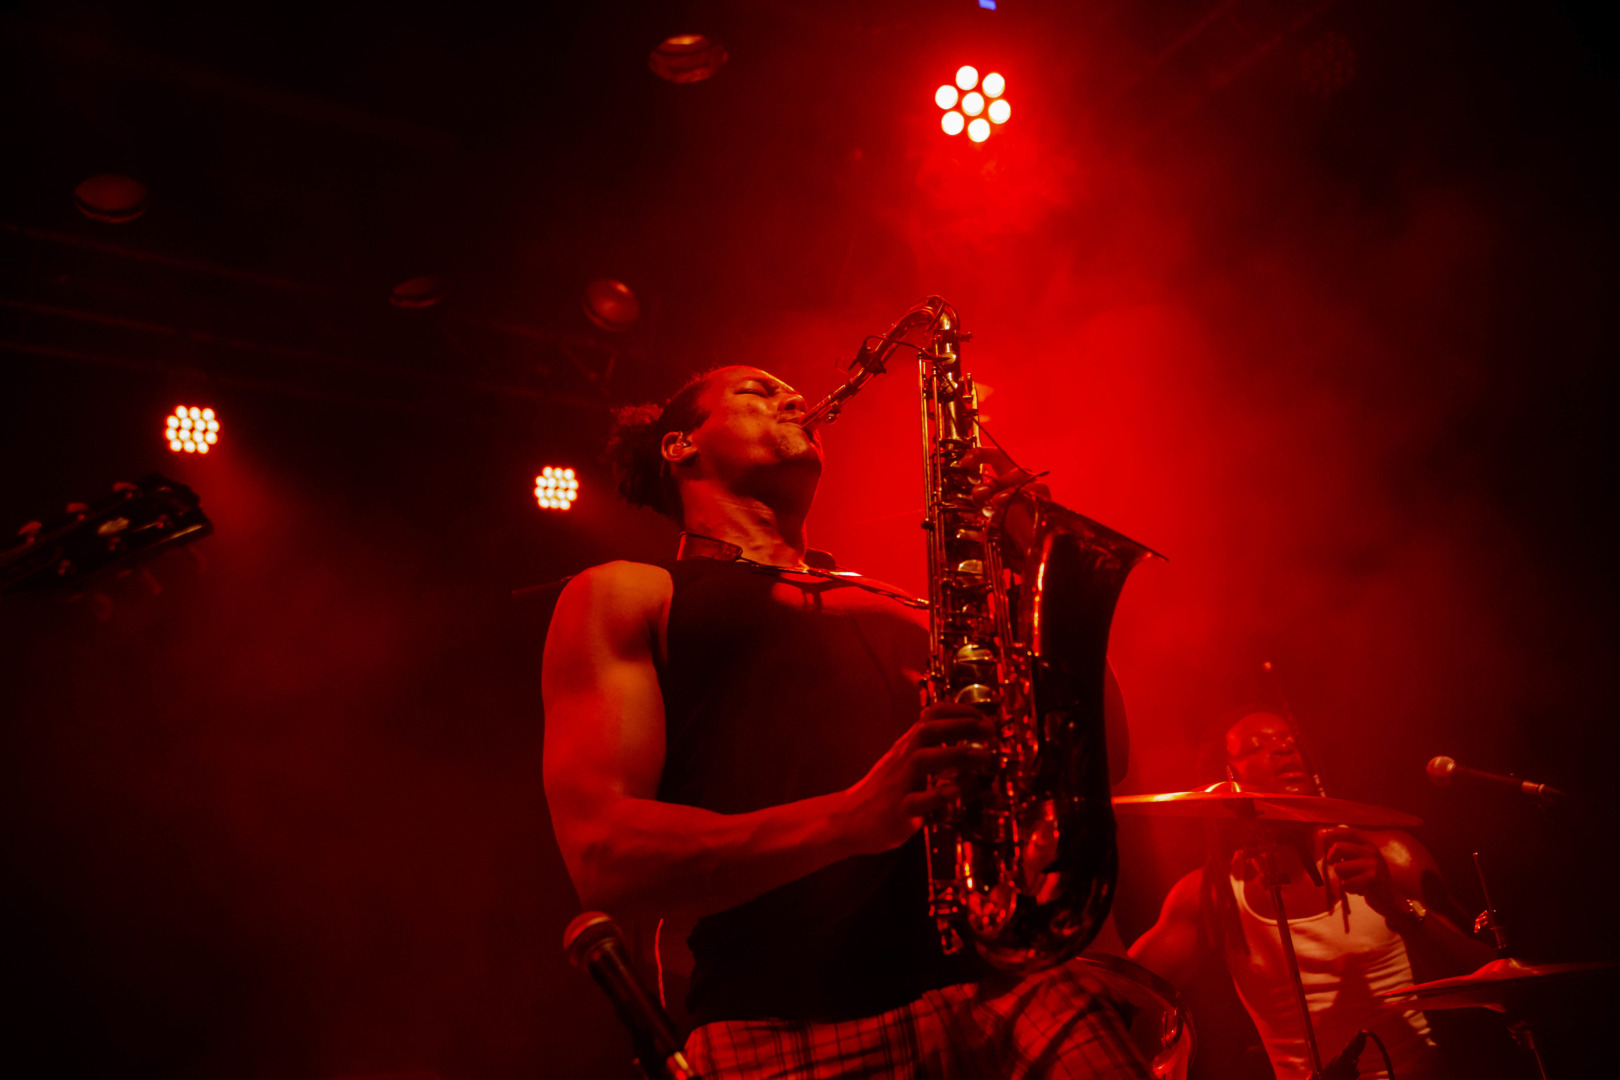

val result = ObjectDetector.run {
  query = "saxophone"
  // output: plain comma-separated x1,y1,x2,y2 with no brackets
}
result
805,297,1158,971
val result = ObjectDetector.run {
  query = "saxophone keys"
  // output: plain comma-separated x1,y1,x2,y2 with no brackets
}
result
953,683,999,707
952,643,999,683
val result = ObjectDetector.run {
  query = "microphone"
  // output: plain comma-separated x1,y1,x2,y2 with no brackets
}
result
563,912,697,1080
1426,756,1568,804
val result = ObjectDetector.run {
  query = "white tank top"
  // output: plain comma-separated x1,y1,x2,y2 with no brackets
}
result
1226,871,1442,1080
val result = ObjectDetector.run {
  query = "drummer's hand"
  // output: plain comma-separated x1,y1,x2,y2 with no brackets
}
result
1320,827,1401,916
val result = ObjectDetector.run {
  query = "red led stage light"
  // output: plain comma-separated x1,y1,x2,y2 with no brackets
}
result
535,467,580,511
936,67,1009,141
166,405,219,454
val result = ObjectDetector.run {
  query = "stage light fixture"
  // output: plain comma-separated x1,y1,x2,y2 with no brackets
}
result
650,34,728,83
535,467,579,511
74,174,148,223
165,405,219,455
936,68,1009,140
389,275,445,309
583,279,640,332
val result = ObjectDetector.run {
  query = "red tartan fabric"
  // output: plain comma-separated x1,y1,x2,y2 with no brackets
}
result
683,956,1152,1080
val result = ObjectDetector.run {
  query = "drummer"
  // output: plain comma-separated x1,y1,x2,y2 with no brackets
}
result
1127,709,1497,1080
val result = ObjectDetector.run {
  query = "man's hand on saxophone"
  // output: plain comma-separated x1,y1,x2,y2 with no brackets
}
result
962,444,1051,559
836,706,995,855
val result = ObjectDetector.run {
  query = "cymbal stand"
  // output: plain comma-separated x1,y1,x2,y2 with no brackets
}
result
1472,850,1510,955
1473,851,1550,1080
1249,831,1327,1079
1505,1021,1551,1080
1249,824,1382,1080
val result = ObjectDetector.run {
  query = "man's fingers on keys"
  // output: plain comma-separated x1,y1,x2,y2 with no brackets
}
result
900,784,958,819
960,446,1015,474
911,743,991,780
920,701,984,722
915,709,994,745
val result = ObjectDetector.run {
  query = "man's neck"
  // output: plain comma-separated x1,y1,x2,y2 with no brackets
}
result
681,485,809,568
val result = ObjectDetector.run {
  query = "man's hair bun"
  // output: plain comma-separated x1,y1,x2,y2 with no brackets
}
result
604,369,716,523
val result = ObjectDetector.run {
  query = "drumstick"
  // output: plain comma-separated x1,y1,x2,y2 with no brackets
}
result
1322,830,1353,931
1334,834,1352,931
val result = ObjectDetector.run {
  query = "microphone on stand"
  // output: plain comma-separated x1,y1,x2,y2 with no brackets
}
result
1426,756,1568,805
564,912,698,1080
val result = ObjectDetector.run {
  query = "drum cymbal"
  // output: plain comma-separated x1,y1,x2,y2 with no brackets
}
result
1112,784,1423,828
1375,957,1620,1012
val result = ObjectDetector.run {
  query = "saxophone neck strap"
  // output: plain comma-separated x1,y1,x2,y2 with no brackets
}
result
676,530,836,569
675,531,928,609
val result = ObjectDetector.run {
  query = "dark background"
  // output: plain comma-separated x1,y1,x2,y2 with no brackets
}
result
2,1,1616,1078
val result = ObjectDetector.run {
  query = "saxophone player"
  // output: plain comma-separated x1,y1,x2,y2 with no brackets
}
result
542,365,1150,1079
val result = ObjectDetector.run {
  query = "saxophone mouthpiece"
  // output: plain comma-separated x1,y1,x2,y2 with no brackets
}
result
804,298,947,432
800,396,840,432
802,341,888,431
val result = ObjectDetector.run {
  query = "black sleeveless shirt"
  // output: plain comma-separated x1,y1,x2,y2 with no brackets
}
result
655,545,989,1025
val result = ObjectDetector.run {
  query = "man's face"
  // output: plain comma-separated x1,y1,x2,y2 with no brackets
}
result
685,366,822,480
1224,712,1314,795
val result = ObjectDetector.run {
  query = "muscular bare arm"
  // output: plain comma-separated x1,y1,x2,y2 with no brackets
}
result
541,560,988,926
1127,870,1205,991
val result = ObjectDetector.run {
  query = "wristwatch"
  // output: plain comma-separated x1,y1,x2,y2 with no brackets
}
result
1386,897,1429,935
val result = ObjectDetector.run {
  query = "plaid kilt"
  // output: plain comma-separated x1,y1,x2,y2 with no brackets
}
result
683,956,1152,1080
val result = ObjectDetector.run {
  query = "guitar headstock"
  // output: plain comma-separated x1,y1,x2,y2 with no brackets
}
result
2,473,213,601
